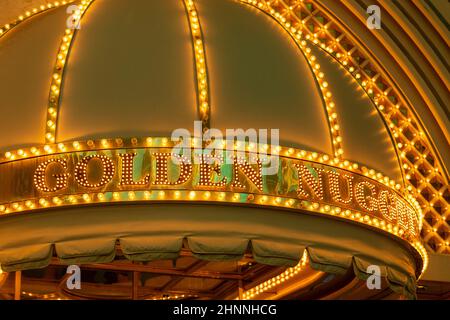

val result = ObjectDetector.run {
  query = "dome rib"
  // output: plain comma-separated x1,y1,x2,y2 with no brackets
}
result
237,0,344,160
183,0,211,131
45,0,95,144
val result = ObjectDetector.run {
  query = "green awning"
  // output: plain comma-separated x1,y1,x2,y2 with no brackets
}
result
0,203,421,299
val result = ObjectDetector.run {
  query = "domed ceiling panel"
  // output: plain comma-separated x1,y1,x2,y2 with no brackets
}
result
0,7,68,151
310,45,402,181
58,0,196,141
196,0,332,154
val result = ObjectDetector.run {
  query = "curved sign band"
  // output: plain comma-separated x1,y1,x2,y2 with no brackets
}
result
0,138,420,244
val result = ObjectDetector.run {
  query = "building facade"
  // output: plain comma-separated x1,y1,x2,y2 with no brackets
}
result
0,0,448,300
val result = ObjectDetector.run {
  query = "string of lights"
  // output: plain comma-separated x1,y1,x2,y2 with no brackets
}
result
240,250,309,299
183,0,211,131
45,0,95,144
0,1,76,39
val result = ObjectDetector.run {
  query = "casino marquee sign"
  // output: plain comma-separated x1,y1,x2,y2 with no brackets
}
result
0,137,421,245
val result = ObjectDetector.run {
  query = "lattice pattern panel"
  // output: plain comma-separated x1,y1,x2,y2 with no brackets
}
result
240,0,449,253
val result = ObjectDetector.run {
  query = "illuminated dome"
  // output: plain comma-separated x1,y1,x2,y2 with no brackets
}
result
0,0,448,300
0,0,402,179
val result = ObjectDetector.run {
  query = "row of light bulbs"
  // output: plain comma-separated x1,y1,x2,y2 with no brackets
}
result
0,1,76,38
1,137,422,233
0,189,417,242
24,146,420,237
183,0,210,130
240,250,308,299
45,0,95,144
285,0,436,258
20,290,192,301
263,0,441,184
0,137,405,193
